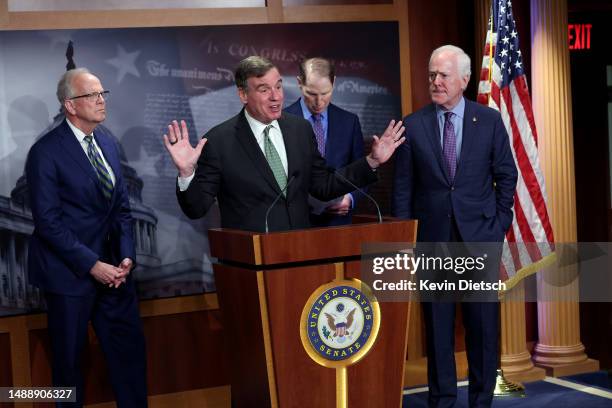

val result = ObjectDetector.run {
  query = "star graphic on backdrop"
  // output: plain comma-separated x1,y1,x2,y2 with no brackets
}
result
105,45,141,83
128,146,162,178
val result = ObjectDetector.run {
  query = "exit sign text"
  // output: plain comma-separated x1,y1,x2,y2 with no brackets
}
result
568,24,592,50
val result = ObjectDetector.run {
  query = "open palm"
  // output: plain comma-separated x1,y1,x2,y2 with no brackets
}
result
162,120,207,177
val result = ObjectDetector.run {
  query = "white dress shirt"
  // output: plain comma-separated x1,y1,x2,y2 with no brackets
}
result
178,110,288,191
66,118,115,185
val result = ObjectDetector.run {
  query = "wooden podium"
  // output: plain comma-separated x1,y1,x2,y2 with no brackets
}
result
208,220,417,408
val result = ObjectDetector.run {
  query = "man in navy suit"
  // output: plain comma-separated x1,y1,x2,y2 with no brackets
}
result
285,57,365,226
26,68,147,407
393,45,517,407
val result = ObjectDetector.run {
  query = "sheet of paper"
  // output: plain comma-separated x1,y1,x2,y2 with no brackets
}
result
308,195,343,215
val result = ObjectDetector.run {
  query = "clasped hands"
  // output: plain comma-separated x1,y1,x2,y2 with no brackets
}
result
90,258,133,288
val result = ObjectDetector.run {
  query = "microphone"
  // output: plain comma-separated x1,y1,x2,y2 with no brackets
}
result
264,172,299,233
330,167,383,224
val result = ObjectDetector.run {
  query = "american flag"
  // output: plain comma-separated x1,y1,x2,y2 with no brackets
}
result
477,0,556,290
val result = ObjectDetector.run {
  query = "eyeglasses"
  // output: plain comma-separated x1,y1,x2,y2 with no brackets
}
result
69,90,110,102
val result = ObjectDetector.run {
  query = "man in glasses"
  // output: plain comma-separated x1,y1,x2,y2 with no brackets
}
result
26,68,147,407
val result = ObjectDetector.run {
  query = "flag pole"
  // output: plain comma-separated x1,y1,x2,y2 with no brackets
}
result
484,0,526,398
486,8,494,105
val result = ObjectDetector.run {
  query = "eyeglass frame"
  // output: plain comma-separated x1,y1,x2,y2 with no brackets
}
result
68,90,110,102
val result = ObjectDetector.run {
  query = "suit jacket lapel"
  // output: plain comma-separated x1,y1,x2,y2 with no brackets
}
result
325,105,337,158
278,113,300,200
455,100,476,181
422,104,450,184
58,120,101,189
235,110,284,196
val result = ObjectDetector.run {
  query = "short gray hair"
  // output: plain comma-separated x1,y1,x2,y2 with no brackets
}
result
57,67,91,105
234,56,276,91
430,45,471,79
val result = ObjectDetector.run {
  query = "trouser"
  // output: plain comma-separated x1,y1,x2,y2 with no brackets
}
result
422,301,499,408
45,283,147,408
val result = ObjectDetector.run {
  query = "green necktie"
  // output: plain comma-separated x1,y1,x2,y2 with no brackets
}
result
84,135,114,200
263,125,287,195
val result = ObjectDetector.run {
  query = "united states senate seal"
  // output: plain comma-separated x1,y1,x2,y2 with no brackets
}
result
300,279,380,368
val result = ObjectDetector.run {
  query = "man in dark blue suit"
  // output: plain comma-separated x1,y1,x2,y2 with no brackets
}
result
26,68,147,407
285,57,365,226
393,45,517,407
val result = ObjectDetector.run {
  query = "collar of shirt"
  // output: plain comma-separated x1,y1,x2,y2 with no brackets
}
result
66,118,104,156
299,97,328,123
244,108,281,144
299,97,329,137
243,109,288,174
66,118,89,143
435,97,465,159
65,118,116,184
435,96,465,121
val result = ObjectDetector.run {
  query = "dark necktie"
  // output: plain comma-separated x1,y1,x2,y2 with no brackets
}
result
84,135,114,200
442,112,457,182
311,113,326,157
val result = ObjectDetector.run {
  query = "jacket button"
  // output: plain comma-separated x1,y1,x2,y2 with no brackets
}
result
451,186,455,191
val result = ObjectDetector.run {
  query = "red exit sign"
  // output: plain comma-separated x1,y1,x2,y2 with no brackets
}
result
568,24,592,50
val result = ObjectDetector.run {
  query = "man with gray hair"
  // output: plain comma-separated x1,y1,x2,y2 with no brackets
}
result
163,55,405,232
26,68,147,407
393,45,517,407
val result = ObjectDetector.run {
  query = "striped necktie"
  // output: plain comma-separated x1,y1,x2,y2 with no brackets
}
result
263,125,287,195
84,135,114,200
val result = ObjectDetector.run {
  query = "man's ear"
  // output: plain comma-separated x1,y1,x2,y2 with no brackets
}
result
237,87,248,105
63,100,76,115
296,76,304,88
461,74,470,91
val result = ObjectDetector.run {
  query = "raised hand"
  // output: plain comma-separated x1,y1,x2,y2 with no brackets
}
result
366,119,406,168
162,120,207,177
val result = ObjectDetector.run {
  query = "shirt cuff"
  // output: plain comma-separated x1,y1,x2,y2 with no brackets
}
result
177,171,195,192
348,193,355,209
